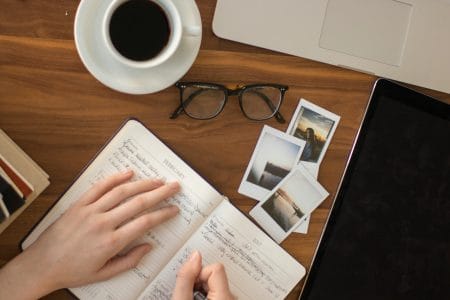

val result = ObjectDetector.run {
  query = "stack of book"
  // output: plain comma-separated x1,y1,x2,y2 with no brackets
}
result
0,129,50,234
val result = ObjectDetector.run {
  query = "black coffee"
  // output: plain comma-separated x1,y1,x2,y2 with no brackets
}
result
109,0,170,61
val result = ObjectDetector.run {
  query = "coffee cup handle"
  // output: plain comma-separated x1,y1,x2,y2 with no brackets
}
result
183,25,201,37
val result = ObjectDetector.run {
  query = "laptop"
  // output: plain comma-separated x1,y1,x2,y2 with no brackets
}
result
213,0,450,94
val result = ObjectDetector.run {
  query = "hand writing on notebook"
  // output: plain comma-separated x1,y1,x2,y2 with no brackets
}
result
0,171,233,299
0,171,227,299
173,251,235,300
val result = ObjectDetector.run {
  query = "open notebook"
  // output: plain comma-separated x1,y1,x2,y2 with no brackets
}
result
21,119,305,300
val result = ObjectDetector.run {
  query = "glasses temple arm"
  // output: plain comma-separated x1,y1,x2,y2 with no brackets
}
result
275,111,286,123
247,90,286,123
170,88,207,119
169,104,184,119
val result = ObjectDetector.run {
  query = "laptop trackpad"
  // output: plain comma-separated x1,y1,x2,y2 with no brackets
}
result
319,0,412,66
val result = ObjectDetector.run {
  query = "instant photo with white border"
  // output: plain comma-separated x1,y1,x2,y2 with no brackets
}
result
250,164,329,243
295,215,310,234
293,164,318,234
289,99,334,234
238,125,306,201
287,99,340,176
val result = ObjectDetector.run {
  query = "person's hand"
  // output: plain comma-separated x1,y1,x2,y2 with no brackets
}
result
0,170,180,299
172,251,235,300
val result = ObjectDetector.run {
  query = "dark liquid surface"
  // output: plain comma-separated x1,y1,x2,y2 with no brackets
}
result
109,0,170,61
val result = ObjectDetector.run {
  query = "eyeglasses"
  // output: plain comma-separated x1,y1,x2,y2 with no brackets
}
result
170,82,287,123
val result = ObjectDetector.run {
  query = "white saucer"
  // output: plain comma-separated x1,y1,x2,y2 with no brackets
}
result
74,0,202,94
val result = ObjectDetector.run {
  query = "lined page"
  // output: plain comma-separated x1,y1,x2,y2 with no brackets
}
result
22,120,223,300
138,201,305,300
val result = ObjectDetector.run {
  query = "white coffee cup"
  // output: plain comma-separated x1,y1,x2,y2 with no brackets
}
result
102,0,201,69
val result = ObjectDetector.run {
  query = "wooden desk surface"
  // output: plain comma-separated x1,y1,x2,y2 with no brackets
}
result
1,1,449,299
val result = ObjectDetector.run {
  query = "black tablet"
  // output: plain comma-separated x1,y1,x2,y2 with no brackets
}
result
299,79,450,300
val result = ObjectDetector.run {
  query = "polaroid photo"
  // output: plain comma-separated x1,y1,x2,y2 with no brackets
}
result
287,99,340,176
250,164,329,243
295,215,310,234
293,164,318,234
238,125,306,201
289,99,337,234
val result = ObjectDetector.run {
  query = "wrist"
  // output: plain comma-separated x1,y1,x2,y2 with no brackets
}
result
0,250,59,299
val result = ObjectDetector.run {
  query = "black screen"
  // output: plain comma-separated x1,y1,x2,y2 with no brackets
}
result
300,80,450,300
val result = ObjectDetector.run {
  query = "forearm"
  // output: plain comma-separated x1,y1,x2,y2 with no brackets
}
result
0,250,57,300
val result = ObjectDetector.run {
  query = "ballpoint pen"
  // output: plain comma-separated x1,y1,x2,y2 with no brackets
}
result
193,290,207,300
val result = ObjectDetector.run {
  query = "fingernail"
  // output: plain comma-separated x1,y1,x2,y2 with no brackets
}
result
189,250,200,262
144,244,152,253
123,169,133,175
167,181,180,189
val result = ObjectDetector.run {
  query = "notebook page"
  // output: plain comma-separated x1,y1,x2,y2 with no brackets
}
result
138,200,305,300
21,120,223,300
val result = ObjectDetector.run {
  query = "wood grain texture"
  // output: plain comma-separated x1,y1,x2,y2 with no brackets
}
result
1,1,449,299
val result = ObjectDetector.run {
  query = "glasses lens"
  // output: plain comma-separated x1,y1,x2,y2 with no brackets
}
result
240,86,282,120
182,85,226,119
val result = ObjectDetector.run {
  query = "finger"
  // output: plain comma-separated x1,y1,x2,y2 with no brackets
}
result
108,182,180,226
172,251,202,300
114,205,179,246
95,243,152,281
199,263,232,296
92,178,165,212
76,170,134,206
